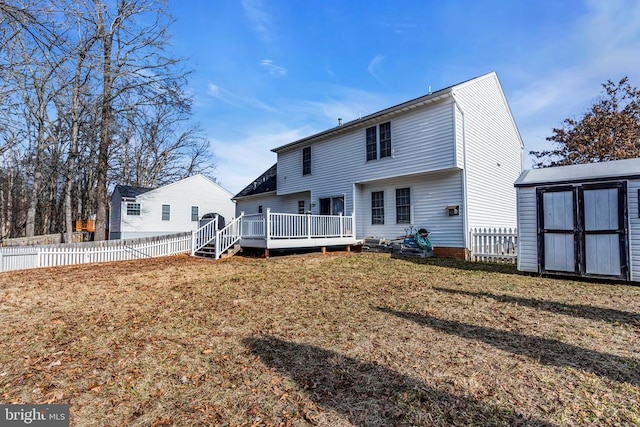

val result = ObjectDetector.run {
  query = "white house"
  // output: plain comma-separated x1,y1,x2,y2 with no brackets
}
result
109,174,236,240
515,158,640,281
234,72,523,258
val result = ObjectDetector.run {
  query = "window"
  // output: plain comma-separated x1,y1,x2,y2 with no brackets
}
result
371,191,384,224
366,126,377,161
302,146,311,175
379,122,392,158
365,122,392,161
319,197,344,216
396,188,411,223
162,204,170,221
298,200,305,214
191,206,199,222
126,203,140,216
258,205,263,214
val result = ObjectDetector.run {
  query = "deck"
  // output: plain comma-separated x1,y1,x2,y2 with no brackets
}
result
192,210,358,258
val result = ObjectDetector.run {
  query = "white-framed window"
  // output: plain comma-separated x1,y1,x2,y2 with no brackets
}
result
298,200,305,214
371,191,384,224
126,203,140,216
365,121,392,161
396,188,411,224
191,206,199,222
302,147,311,175
162,204,170,221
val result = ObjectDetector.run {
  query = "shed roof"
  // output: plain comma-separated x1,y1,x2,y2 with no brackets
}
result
515,158,640,187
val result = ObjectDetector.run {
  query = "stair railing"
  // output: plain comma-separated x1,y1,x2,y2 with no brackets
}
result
214,214,243,259
191,216,218,255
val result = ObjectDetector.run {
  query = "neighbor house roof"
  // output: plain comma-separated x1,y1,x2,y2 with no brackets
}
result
114,184,154,198
515,157,640,187
234,164,277,199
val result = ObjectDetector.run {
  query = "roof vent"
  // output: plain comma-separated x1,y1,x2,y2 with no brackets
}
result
338,118,343,126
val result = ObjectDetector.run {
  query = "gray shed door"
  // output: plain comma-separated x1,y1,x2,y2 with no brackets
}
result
537,182,627,279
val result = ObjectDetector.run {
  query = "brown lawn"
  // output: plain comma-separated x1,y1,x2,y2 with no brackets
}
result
0,252,639,426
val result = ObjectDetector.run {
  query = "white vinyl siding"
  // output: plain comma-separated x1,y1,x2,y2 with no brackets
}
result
276,99,457,218
358,171,464,248
453,73,522,230
236,192,310,216
112,174,236,239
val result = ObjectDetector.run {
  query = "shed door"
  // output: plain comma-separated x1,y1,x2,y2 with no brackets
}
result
538,182,628,279
581,185,626,276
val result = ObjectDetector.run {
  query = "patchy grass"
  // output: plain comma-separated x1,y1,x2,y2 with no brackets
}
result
0,252,639,426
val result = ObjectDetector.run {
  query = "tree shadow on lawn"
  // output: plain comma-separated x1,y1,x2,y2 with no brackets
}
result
434,287,640,326
243,335,554,427
376,307,640,386
391,254,522,275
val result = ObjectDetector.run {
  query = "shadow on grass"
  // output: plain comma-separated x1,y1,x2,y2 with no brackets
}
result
375,307,640,386
243,335,554,427
391,254,521,275
434,287,640,326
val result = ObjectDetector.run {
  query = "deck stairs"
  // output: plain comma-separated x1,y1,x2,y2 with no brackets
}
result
191,215,243,260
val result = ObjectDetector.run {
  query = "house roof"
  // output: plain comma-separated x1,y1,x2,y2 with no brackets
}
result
234,163,277,199
271,72,495,154
114,184,154,198
515,157,640,187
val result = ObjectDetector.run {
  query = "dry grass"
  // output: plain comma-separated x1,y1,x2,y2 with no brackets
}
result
0,252,639,426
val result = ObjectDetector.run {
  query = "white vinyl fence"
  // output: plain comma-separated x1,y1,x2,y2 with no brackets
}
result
0,232,191,273
469,227,517,263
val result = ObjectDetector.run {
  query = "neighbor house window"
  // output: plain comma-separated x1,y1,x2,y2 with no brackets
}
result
371,191,384,224
298,200,305,214
302,147,311,175
365,122,392,161
162,204,170,221
191,206,199,222
126,202,140,216
396,188,411,223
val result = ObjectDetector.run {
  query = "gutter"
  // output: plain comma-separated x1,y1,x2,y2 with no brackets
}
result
452,93,470,255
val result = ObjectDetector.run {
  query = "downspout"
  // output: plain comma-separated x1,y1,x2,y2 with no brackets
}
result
452,93,470,257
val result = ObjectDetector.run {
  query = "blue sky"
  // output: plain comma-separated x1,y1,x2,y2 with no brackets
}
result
169,0,640,194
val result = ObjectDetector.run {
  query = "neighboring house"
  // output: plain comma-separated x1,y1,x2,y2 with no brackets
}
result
109,174,236,240
515,158,640,281
234,72,523,258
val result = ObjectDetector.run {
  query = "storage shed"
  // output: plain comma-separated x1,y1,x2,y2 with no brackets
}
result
515,158,640,281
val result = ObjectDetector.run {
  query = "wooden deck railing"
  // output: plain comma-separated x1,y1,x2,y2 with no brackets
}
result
243,209,355,240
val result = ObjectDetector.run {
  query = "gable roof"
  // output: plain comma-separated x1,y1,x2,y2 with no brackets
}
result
234,164,277,199
114,184,154,198
271,72,496,154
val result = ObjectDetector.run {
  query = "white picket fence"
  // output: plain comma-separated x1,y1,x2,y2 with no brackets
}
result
468,227,517,263
0,232,191,273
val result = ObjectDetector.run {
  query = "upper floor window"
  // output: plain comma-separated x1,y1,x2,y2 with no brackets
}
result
366,127,377,161
371,191,384,224
162,204,170,221
302,147,311,175
396,188,411,224
365,121,392,161
126,203,140,216
379,122,392,158
191,206,199,222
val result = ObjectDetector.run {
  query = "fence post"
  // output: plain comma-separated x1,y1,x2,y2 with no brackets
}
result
191,230,196,256
265,208,271,241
